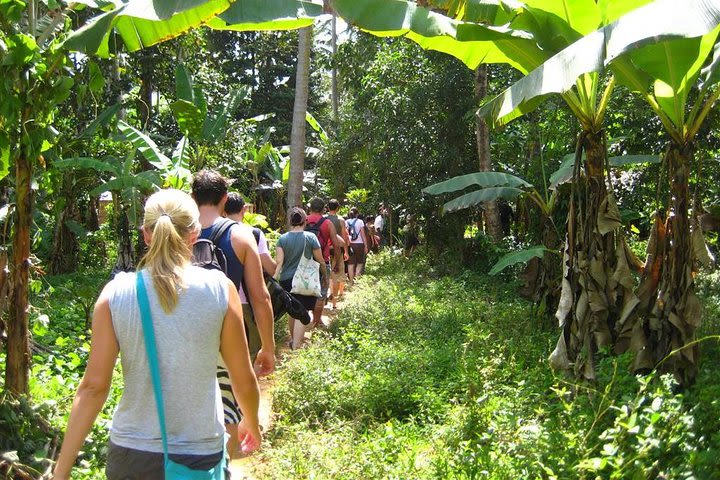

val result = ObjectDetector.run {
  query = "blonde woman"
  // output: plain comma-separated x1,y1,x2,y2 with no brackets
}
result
52,189,260,480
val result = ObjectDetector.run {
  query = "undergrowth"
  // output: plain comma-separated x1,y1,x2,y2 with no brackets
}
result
259,252,720,479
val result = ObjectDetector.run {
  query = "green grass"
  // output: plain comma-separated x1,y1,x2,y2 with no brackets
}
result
257,252,720,479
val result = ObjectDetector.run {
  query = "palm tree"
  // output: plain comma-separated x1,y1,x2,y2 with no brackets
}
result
288,26,313,208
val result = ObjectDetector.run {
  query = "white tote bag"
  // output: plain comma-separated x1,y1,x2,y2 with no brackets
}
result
291,236,322,297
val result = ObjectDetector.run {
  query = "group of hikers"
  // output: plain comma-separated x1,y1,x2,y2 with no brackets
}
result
51,170,390,479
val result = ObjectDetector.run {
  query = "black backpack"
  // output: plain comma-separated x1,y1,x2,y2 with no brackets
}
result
305,216,328,246
192,219,237,275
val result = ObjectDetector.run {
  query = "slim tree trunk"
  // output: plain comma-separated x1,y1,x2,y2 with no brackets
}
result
6,154,31,395
287,26,312,209
331,13,339,124
138,49,154,131
474,65,502,241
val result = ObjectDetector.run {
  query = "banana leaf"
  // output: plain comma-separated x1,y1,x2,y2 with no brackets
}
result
489,245,551,275
442,186,524,213
423,171,531,195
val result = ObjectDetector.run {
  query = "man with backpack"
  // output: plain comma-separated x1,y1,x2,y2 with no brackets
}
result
305,197,343,327
326,199,349,310
191,170,275,458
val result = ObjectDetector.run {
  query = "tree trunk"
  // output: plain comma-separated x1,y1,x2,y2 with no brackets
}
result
331,13,339,124
624,144,699,385
550,130,635,381
48,173,79,274
138,48,154,131
6,154,31,395
113,197,135,273
474,65,502,241
287,26,312,209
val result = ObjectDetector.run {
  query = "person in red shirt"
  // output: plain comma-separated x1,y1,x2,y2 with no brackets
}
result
306,197,342,327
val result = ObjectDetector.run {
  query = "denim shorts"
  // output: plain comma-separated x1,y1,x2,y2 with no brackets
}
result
106,441,227,480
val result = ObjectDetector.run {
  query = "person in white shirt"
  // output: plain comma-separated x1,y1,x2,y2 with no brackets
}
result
345,207,368,285
374,206,387,248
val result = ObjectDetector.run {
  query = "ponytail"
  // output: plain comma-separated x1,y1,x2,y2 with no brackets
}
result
137,190,200,313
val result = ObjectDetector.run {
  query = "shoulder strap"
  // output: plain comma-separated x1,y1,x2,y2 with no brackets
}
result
136,272,170,465
208,218,237,245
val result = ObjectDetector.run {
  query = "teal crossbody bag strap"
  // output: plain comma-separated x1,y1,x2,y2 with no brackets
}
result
136,271,171,466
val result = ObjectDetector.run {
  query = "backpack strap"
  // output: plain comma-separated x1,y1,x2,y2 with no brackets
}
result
208,218,237,245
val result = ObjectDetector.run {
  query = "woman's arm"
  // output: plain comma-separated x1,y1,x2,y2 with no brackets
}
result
53,287,119,480
274,246,285,280
257,232,277,276
220,280,261,453
260,254,277,276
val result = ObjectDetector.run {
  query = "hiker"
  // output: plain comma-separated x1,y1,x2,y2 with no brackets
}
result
305,197,343,326
53,189,260,480
326,198,349,310
224,192,277,276
192,170,275,458
275,207,328,350
374,205,387,248
365,215,380,254
345,207,368,285
403,214,420,257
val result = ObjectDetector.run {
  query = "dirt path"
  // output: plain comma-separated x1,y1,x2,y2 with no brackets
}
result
229,300,344,479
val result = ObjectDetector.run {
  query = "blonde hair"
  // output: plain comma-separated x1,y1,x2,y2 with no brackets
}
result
137,189,200,313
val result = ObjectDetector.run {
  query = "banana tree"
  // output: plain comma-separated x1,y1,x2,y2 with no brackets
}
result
605,30,720,384
53,151,161,272
170,64,248,171
474,0,720,382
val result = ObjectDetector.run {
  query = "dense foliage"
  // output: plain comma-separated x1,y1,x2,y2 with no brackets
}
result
258,253,720,479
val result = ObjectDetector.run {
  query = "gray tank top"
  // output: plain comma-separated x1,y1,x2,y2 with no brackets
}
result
107,267,229,455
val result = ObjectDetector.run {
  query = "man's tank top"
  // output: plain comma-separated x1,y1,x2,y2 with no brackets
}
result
201,219,244,291
107,267,228,455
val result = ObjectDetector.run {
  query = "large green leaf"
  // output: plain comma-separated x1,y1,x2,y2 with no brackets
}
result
170,99,205,139
442,186,524,212
64,0,232,56
175,64,195,104
0,133,10,181
202,87,248,142
117,120,171,169
53,156,121,175
79,103,121,139
479,0,720,126
423,171,531,195
334,0,548,73
305,111,329,144
489,245,551,275
630,27,720,128
207,0,323,31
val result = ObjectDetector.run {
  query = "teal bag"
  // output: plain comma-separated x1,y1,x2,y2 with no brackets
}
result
136,272,226,480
